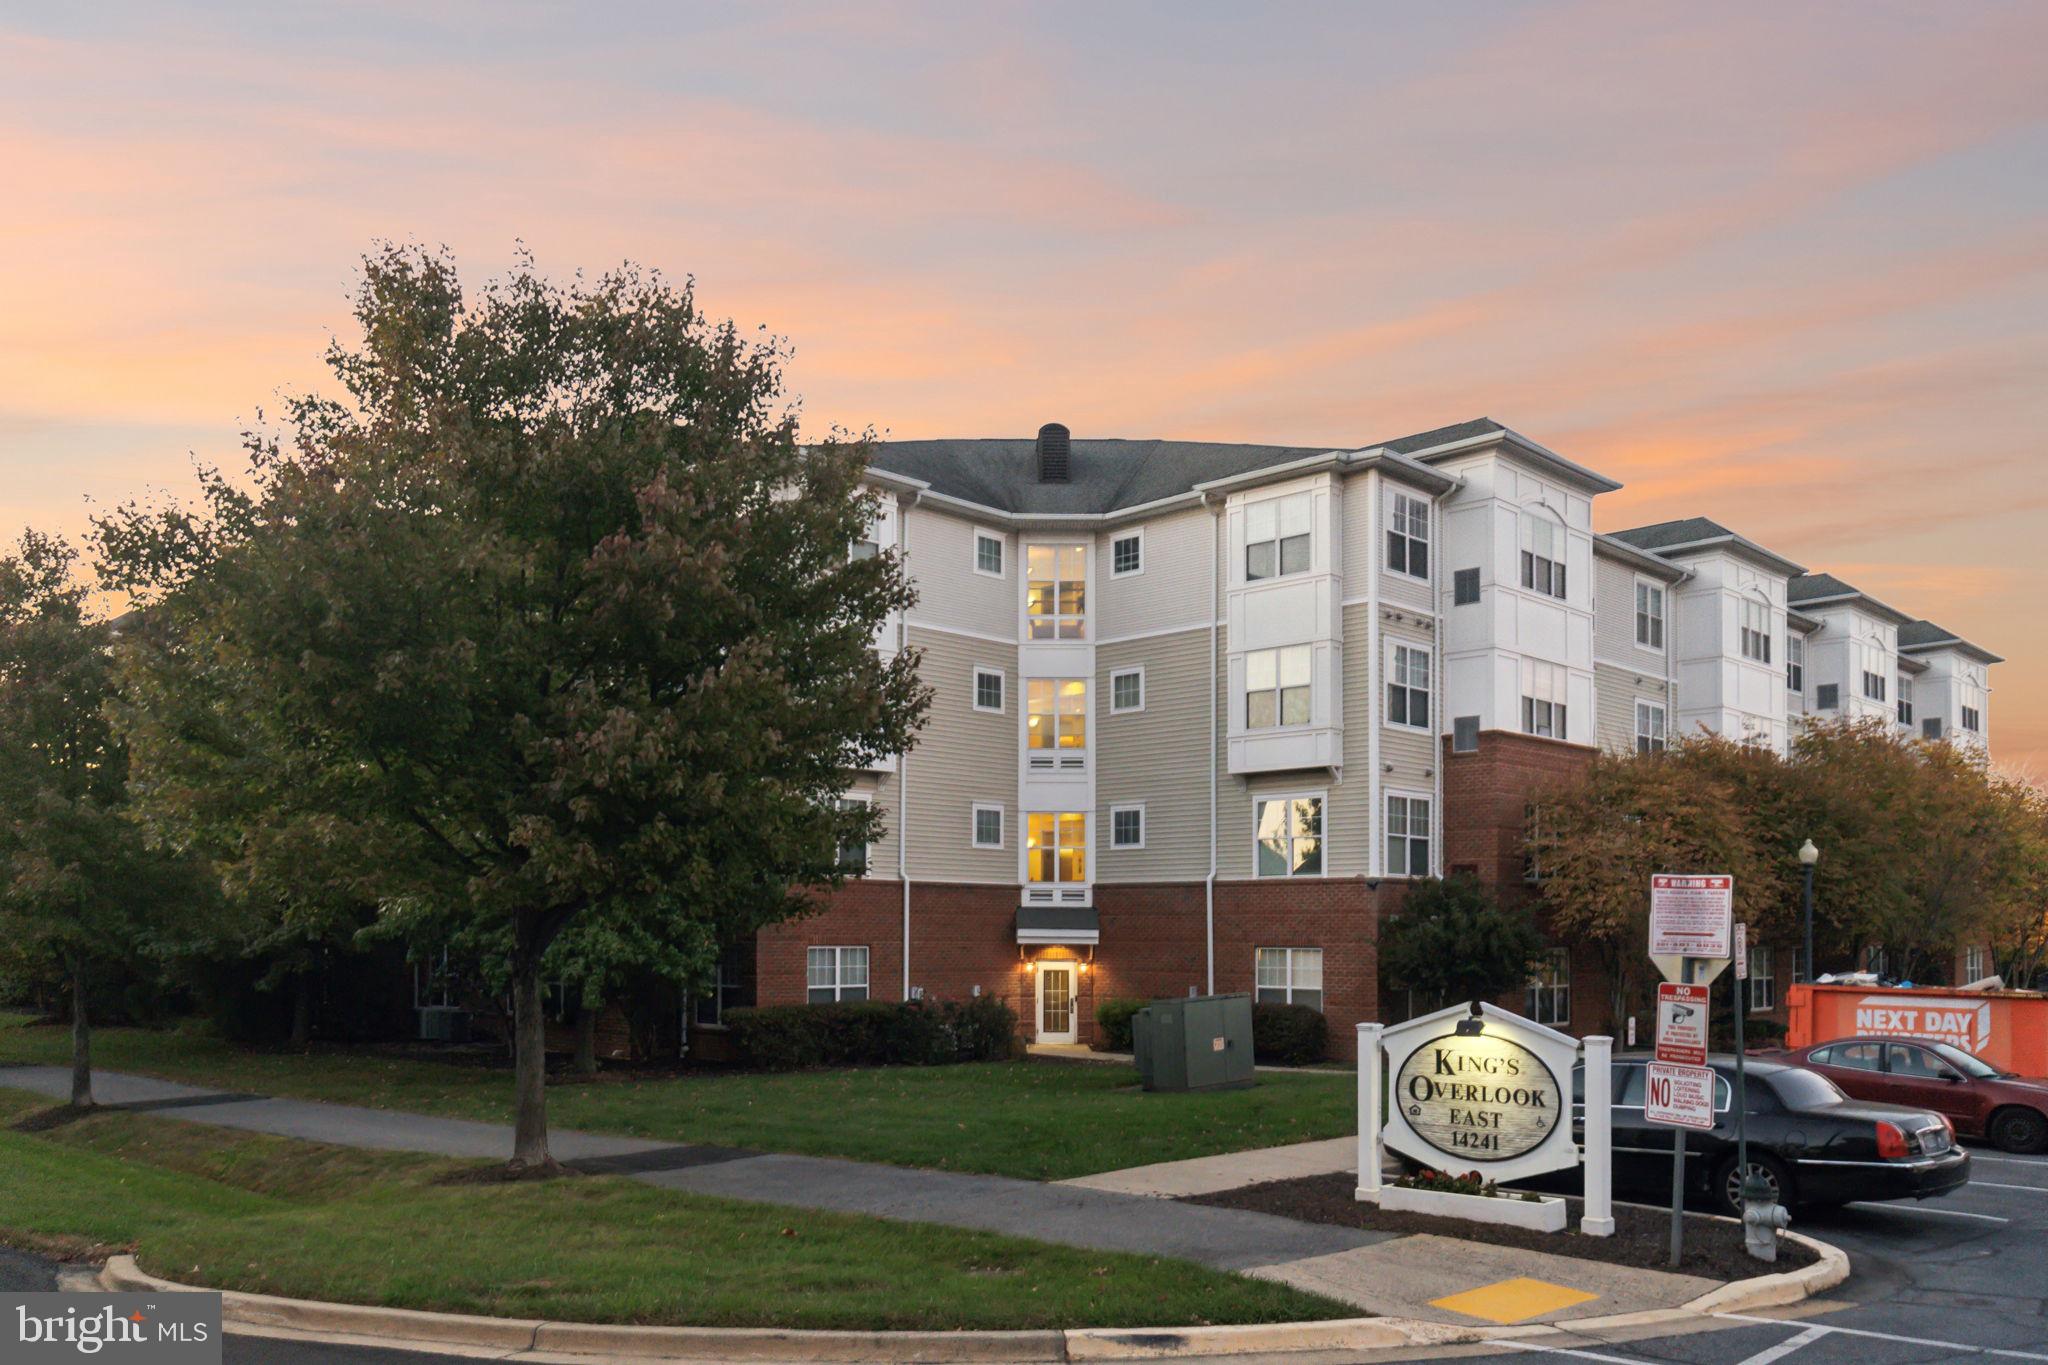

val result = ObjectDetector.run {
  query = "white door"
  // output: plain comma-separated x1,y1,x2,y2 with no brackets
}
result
1037,964,1078,1044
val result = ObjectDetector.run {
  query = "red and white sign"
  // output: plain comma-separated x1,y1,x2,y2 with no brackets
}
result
1734,922,1748,979
1656,982,1710,1065
1645,1061,1717,1130
1650,874,1733,958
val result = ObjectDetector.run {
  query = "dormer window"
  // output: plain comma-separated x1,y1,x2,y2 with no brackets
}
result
1246,493,1311,582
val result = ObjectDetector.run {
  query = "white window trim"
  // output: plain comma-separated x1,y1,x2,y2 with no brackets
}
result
1255,946,1325,1011
807,945,870,1003
1109,665,1146,715
1527,947,1570,1026
1635,700,1667,753
971,664,1006,714
1023,810,1089,888
1253,790,1328,879
1384,787,1433,879
1242,490,1314,585
1244,643,1314,732
1748,944,1776,1012
1109,527,1144,578
834,791,874,877
1021,540,1090,641
1109,802,1146,850
970,801,1005,850
1386,491,1430,582
1633,576,1665,654
972,528,1005,579
1384,640,1432,733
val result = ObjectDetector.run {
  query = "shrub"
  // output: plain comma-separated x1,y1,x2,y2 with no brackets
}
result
1095,997,1145,1052
728,996,1018,1071
1252,1002,1327,1065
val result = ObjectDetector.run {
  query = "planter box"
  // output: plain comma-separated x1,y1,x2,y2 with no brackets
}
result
1377,1183,1568,1232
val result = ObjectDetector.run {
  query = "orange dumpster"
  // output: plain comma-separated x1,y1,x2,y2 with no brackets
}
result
1786,983,2048,1077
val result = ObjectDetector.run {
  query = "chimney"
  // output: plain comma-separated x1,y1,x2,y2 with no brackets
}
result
1036,423,1071,483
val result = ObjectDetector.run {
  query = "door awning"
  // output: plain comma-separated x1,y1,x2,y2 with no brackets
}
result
1017,906,1100,946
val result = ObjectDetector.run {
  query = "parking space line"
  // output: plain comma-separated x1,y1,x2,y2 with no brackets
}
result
1843,1201,2008,1222
1732,1325,1828,1365
1969,1180,2048,1192
1493,1340,1655,1365
1715,1313,2048,1361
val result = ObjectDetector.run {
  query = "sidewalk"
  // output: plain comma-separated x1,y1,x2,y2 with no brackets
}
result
2,1063,1722,1324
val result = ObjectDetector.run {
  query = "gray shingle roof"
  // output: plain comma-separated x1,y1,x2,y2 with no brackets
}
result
1607,517,1739,552
1787,572,1855,604
1899,618,2003,663
867,418,1511,515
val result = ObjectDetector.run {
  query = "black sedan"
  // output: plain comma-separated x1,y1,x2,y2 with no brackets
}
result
1568,1052,1970,1214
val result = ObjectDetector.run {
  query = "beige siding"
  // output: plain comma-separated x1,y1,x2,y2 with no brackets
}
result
1095,628,1212,880
1594,553,1668,671
1378,480,1435,614
1098,506,1215,640
1215,617,1353,879
905,506,1014,639
1379,618,1439,790
902,625,1019,882
1595,660,1670,756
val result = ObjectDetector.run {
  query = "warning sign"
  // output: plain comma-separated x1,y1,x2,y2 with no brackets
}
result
1655,982,1709,1065
1645,1061,1717,1130
1650,874,1733,958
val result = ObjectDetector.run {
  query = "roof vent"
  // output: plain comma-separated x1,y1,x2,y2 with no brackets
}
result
1036,423,1071,483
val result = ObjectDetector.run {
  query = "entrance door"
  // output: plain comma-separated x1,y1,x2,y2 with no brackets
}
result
1037,964,1078,1044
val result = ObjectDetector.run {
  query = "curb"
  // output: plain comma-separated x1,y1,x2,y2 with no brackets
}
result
93,1235,1848,1362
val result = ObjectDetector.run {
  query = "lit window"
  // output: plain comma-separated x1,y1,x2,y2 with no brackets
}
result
1026,544,1086,639
1026,812,1087,884
1521,659,1567,739
1636,702,1666,754
1246,645,1311,729
1255,947,1323,1011
1748,944,1775,1012
1635,581,1664,649
1386,643,1430,730
1246,493,1311,582
807,946,869,1003
1026,679,1088,750
973,666,1004,713
1110,668,1143,714
974,530,1004,577
1387,493,1429,579
1740,599,1772,664
972,804,1004,849
1110,805,1144,849
1520,516,1566,599
1255,796,1323,877
1111,532,1142,576
1527,948,1569,1025
1385,794,1430,876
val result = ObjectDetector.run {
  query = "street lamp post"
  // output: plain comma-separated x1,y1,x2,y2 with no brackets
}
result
1799,839,1819,983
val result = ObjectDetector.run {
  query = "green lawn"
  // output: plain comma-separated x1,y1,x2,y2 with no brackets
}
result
0,1087,1349,1330
0,1014,1352,1180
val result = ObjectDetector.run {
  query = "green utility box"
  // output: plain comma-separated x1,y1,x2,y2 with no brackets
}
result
1132,993,1255,1092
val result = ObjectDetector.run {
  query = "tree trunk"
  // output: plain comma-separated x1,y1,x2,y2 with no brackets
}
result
68,956,94,1108
574,1004,598,1077
510,957,554,1170
290,974,312,1048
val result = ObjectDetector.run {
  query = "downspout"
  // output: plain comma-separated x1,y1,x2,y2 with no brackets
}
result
1366,471,1382,880
1431,488,1444,878
900,491,919,1001
1206,494,1222,995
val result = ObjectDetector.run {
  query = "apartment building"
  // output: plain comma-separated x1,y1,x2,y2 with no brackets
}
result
698,420,2000,1056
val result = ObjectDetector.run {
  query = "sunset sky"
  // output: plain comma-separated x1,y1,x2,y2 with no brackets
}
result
4,3,2044,773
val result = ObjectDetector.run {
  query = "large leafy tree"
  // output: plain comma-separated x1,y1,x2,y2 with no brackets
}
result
0,532,207,1105
1378,876,1546,1011
99,247,930,1166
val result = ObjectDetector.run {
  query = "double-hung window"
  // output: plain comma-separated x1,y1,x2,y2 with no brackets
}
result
1245,493,1311,582
1636,701,1667,754
1026,812,1087,885
1786,634,1804,693
1962,703,1982,733
1520,516,1566,599
1254,795,1323,877
1255,947,1324,1011
1747,944,1775,1012
1520,659,1567,739
1859,642,1887,702
834,797,869,875
1026,544,1086,639
1635,581,1664,649
1896,676,1913,726
1527,948,1570,1025
1026,679,1087,752
1387,492,1429,579
1386,643,1430,730
807,946,869,1003
1739,599,1772,664
1385,793,1430,876
1246,645,1311,729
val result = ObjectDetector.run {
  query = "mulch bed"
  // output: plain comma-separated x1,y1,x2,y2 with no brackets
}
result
10,1104,95,1134
1186,1173,1817,1281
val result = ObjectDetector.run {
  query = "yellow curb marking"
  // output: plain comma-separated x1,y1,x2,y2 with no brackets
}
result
1429,1277,1599,1324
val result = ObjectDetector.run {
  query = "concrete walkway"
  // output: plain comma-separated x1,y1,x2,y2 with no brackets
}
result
0,1063,1726,1325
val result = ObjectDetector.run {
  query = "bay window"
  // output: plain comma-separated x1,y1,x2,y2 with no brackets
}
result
1246,493,1311,582
1520,516,1566,599
1246,645,1311,729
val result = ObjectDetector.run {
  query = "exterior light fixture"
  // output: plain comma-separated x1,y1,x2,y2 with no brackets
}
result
1454,1002,1486,1037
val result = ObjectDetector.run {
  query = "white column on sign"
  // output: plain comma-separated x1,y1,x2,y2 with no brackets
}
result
1582,1034,1614,1236
1356,1022,1383,1201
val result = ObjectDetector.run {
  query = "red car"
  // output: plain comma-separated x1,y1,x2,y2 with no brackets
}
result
1781,1036,2048,1153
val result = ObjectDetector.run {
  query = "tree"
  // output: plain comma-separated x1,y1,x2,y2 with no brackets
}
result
98,246,930,1167
0,532,206,1105
1379,876,1546,1011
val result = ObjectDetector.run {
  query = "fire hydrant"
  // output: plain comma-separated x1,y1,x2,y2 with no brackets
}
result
1741,1174,1792,1262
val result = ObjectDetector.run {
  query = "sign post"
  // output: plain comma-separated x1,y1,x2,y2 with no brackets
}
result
1650,874,1733,1270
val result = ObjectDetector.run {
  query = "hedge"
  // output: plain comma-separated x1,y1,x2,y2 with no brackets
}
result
727,995,1018,1071
1094,997,1145,1052
1252,1002,1327,1065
